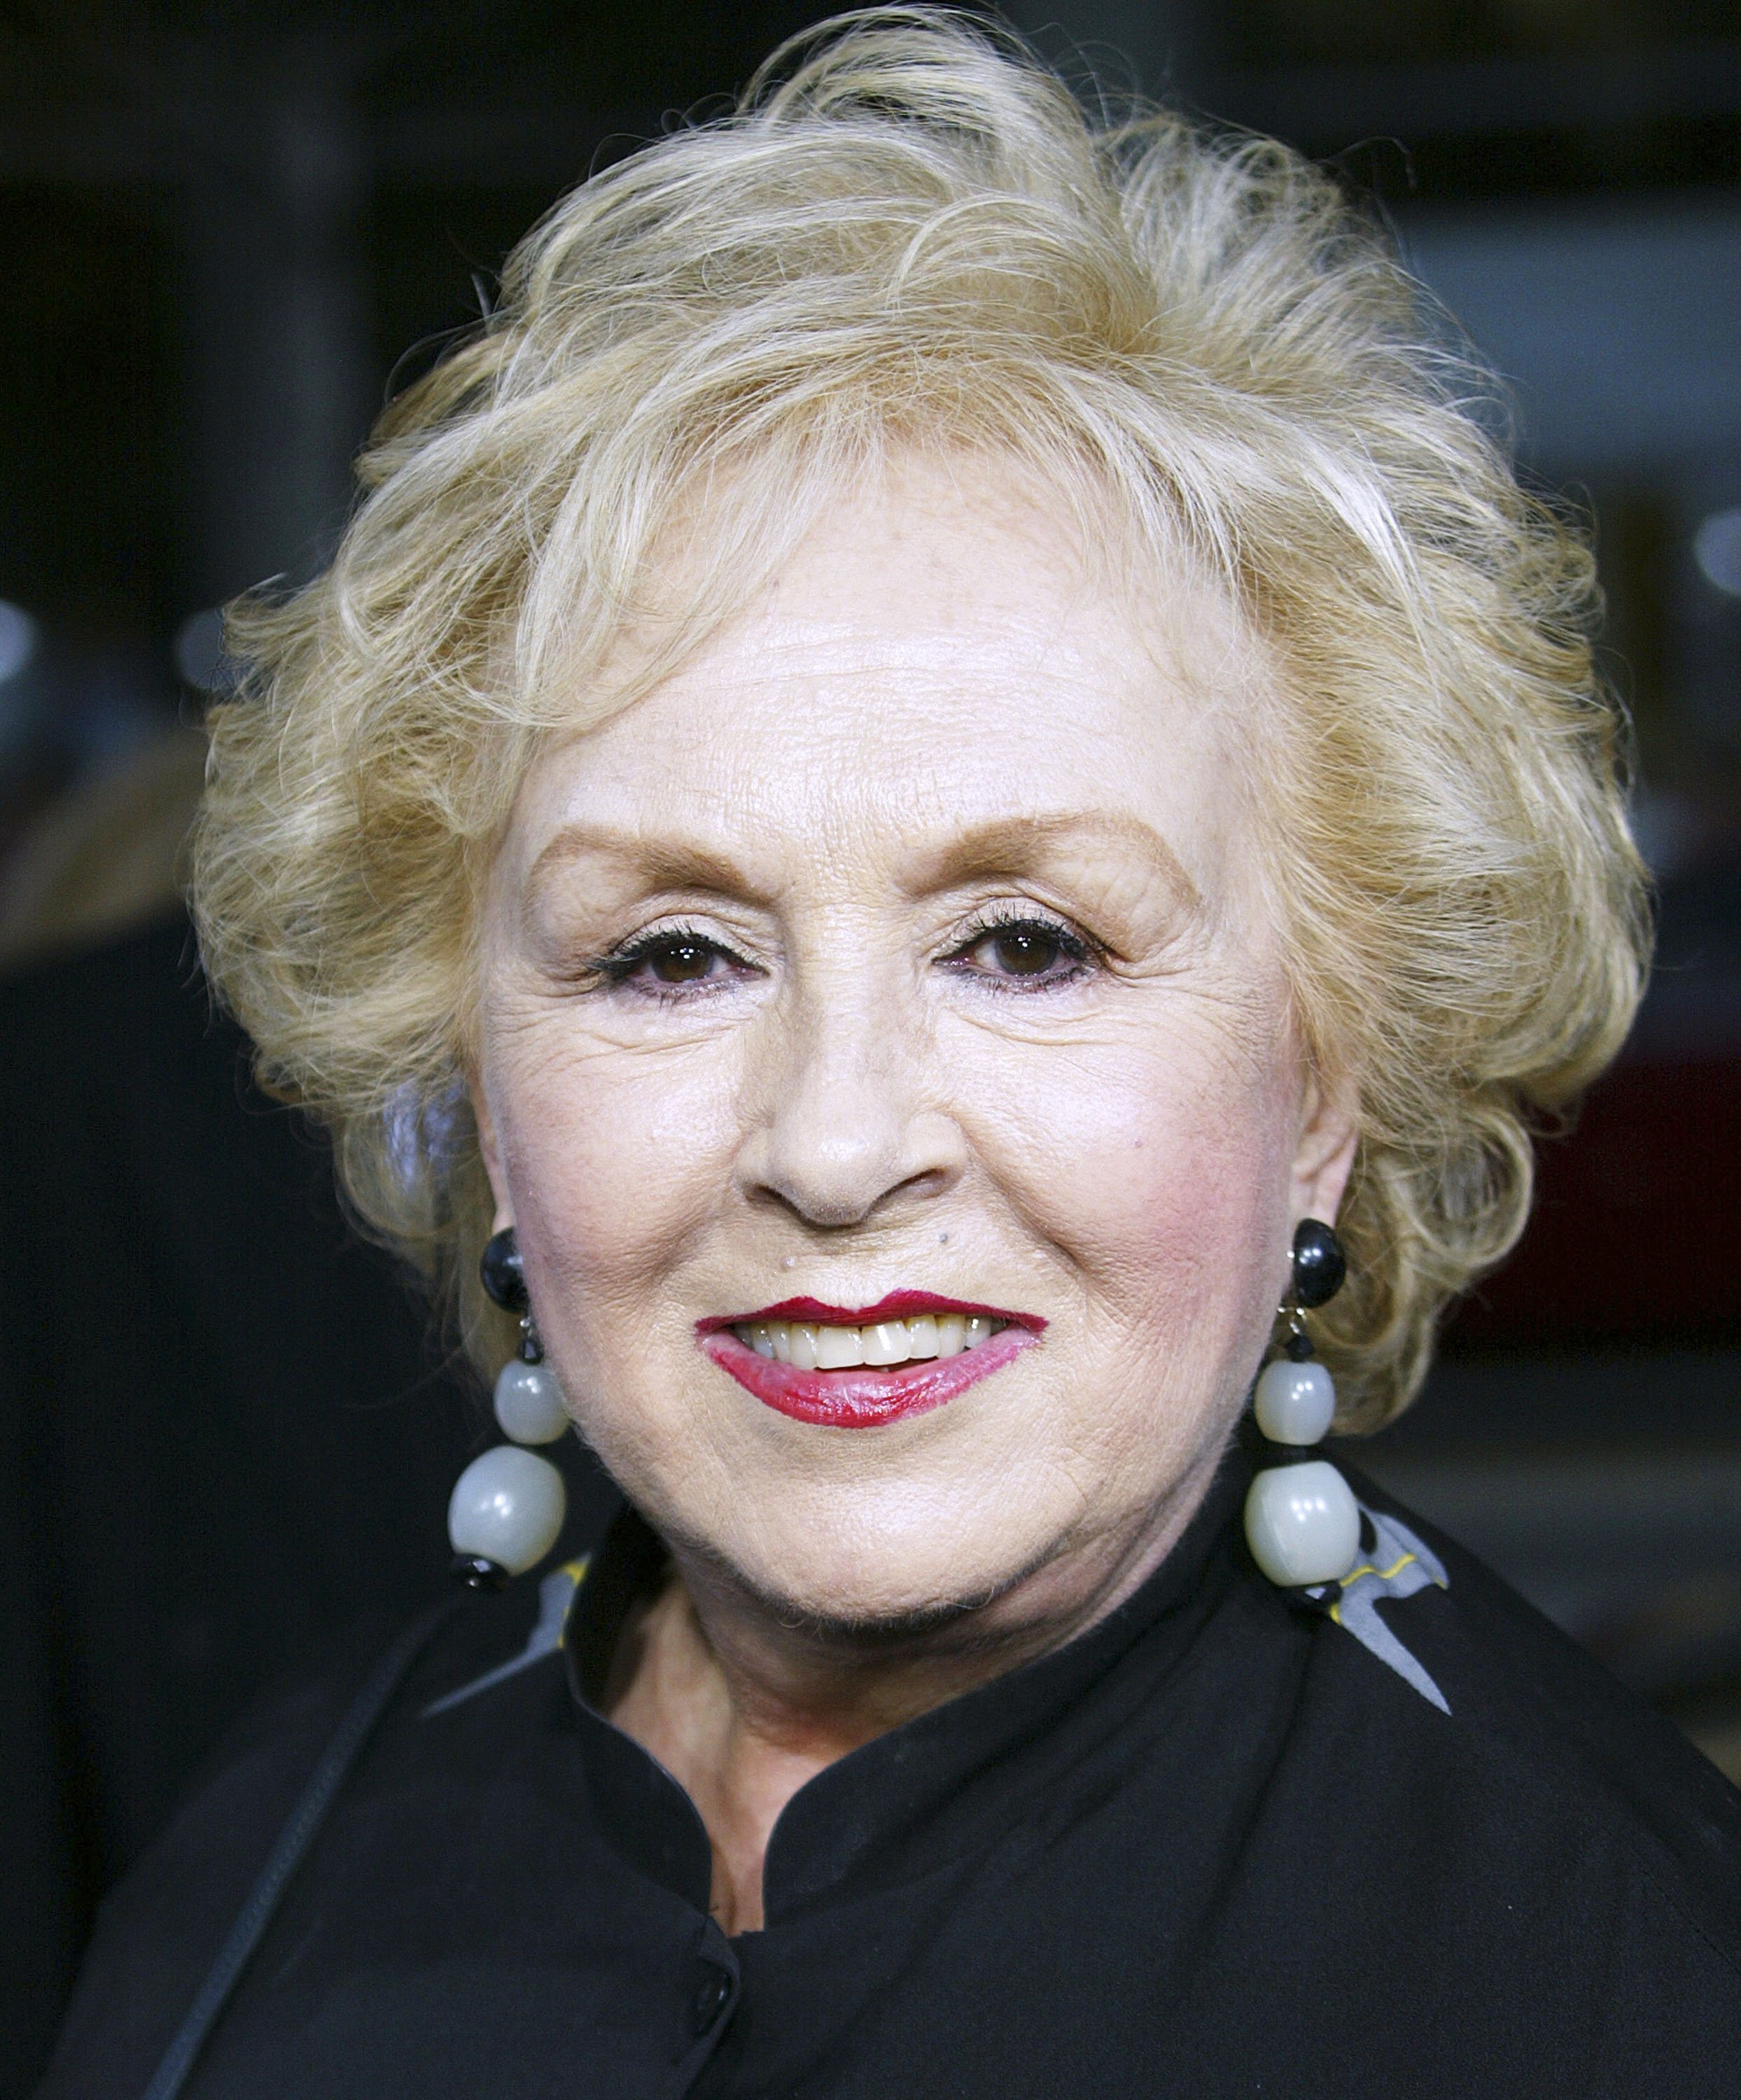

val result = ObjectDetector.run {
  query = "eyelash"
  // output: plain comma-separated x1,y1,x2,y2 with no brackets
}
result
590,923,750,995
940,906,1097,992
589,907,1098,999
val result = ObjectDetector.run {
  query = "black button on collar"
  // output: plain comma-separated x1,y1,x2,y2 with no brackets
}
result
690,1965,733,2034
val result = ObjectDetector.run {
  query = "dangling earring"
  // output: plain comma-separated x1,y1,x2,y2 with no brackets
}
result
1243,1219,1361,1595
448,1226,570,1590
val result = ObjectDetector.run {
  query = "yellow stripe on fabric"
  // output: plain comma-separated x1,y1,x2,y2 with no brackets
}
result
1341,1550,1419,1590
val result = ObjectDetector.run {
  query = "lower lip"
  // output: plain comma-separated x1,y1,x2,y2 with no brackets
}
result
700,1326,1036,1427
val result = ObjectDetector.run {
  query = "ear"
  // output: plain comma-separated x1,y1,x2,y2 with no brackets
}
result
1289,1068,1359,1231
468,1071,515,1234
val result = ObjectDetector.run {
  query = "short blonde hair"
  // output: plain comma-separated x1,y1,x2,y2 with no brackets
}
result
193,6,1648,1431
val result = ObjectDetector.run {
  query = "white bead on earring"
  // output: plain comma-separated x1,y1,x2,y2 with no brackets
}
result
449,1446,568,1580
1243,1221,1361,1592
449,1227,570,1588
493,1356,570,1445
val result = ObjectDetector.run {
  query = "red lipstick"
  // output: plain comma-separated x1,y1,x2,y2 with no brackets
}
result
697,1292,1040,1333
696,1293,1044,1429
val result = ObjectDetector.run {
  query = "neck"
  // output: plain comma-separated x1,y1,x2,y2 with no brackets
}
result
602,1447,1222,1934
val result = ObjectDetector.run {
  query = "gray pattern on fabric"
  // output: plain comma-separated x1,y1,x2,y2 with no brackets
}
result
420,1558,589,1718
1331,1507,1452,1714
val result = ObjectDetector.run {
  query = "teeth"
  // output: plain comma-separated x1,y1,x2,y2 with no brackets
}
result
862,1321,909,1366
815,1326,865,1369
732,1311,1008,1369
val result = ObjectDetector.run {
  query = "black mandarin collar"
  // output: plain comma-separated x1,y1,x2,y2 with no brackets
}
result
562,1454,1248,1926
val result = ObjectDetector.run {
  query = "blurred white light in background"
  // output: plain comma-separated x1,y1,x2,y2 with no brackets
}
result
174,606,228,690
1693,507,1741,598
0,599,39,685
1628,788,1703,881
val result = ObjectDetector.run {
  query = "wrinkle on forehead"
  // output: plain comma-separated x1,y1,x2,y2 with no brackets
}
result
561,444,1249,726
502,452,1273,933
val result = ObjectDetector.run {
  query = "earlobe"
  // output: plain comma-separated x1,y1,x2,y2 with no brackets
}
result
467,1073,515,1233
1292,1070,1360,1226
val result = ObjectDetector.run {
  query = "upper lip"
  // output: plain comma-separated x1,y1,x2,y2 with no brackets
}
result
697,1291,1046,1334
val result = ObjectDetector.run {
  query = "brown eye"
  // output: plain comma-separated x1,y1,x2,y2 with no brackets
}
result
951,918,1089,988
648,939,718,983
983,927,1062,976
597,926,756,993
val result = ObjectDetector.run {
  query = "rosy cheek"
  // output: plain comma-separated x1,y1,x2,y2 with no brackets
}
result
1002,1040,1292,1324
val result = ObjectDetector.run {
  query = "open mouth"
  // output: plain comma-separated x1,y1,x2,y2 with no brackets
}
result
735,1309,1009,1366
697,1293,1042,1427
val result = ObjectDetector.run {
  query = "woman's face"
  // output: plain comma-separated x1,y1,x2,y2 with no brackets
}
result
475,458,1355,1634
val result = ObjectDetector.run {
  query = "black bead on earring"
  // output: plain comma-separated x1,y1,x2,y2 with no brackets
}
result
447,1226,570,1590
480,1225,529,1315
1243,1218,1359,1595
1289,1217,1346,1312
481,1225,551,1368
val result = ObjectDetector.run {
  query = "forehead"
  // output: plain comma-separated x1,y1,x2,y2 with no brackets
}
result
509,457,1266,897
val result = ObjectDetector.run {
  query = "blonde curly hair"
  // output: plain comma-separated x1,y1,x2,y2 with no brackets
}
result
192,6,1648,1431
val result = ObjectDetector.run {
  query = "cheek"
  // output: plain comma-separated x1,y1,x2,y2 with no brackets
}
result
960,1009,1299,1341
484,1013,742,1322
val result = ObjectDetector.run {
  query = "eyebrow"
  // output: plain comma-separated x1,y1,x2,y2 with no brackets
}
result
522,809,1203,916
907,812,1204,913
523,824,769,904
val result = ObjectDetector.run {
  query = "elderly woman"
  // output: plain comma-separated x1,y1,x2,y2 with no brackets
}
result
42,13,1741,2098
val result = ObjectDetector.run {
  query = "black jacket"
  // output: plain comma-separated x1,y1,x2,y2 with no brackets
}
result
39,1456,1741,2097
0,918,610,2092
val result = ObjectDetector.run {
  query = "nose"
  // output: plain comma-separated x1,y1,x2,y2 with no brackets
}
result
736,980,966,1229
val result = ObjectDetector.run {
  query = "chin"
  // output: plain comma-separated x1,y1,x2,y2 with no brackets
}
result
697,1500,1061,1646
741,1581,1004,1649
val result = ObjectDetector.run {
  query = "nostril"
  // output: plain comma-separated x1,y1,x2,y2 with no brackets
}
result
739,1048,968,1227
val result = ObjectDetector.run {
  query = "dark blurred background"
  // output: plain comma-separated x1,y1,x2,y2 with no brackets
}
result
1,0,1738,2085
